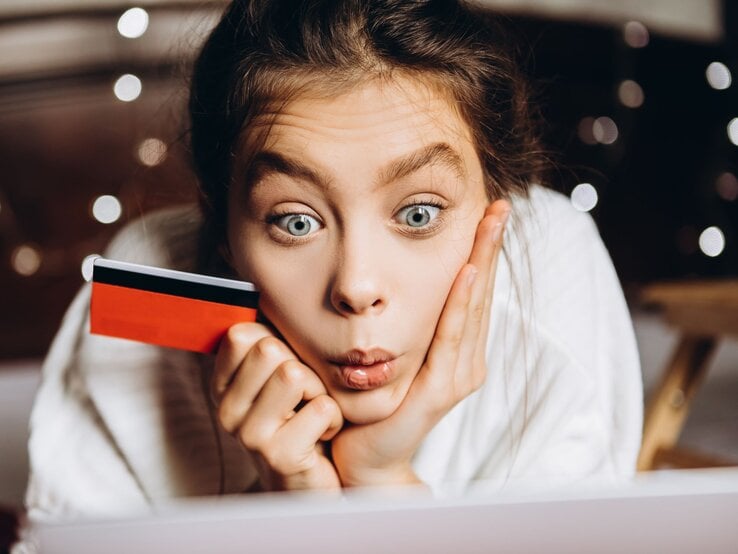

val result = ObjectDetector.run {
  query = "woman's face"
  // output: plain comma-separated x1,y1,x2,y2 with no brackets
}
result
228,77,488,424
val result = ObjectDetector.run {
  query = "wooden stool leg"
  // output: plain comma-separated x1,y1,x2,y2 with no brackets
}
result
637,334,717,471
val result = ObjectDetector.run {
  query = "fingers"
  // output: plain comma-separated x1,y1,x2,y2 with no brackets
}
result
268,395,343,470
238,360,329,442
421,263,477,398
212,322,275,400
417,200,510,409
457,201,509,372
216,333,297,433
214,324,343,489
472,201,511,368
238,362,343,476
374,261,479,452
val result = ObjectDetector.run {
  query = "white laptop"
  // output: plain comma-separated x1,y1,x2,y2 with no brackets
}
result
27,468,738,554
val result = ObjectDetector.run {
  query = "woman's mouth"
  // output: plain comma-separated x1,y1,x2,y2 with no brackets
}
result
329,349,397,391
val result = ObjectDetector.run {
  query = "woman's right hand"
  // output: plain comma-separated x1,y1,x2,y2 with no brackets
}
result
212,323,343,492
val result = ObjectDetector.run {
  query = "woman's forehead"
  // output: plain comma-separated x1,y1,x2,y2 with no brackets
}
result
243,76,477,167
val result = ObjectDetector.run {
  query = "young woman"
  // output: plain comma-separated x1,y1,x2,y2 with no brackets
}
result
24,0,642,517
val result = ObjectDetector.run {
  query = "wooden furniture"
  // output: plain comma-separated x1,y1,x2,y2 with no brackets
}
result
637,280,738,471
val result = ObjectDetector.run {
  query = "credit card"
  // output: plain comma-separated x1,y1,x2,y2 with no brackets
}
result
90,258,259,354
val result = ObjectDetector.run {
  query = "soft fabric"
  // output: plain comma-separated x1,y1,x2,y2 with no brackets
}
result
23,185,643,520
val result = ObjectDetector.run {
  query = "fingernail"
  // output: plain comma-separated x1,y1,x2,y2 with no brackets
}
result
466,265,478,288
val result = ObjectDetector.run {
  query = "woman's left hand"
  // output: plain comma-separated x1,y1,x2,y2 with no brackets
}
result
331,200,511,487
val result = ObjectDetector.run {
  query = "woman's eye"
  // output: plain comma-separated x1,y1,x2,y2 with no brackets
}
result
274,213,321,237
397,204,441,228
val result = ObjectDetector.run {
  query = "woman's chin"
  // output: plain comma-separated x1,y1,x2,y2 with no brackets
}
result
331,386,406,425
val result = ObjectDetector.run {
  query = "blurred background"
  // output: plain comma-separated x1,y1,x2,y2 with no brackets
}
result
0,0,736,512
1,0,736,359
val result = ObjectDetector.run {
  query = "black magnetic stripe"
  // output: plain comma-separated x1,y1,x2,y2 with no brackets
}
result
93,265,259,308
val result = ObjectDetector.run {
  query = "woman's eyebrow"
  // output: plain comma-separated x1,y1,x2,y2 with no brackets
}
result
248,151,333,189
247,142,464,190
377,142,466,186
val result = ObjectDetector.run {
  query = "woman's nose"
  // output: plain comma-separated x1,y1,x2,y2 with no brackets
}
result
329,255,388,317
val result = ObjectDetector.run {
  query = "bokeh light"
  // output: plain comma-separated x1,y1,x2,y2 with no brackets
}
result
92,195,122,224
716,172,738,201
11,245,41,276
618,80,644,108
117,7,149,39
570,183,598,212
623,21,649,48
698,226,725,257
81,254,101,282
728,118,738,146
705,62,732,90
113,74,142,102
592,116,618,144
137,138,168,167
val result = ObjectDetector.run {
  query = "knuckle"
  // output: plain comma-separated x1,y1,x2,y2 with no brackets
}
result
275,360,307,388
446,330,464,349
239,423,267,452
253,336,286,360
223,322,270,349
224,323,252,346
471,304,486,324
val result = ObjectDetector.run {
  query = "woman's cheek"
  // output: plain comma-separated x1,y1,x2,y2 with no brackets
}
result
416,221,476,324
399,246,463,347
243,247,325,353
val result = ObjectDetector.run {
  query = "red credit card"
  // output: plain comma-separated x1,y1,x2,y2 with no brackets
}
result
90,258,259,354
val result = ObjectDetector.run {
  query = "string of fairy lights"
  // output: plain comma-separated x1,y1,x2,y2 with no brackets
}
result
3,9,736,281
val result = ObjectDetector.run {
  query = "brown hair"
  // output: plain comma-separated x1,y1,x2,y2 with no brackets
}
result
188,0,548,262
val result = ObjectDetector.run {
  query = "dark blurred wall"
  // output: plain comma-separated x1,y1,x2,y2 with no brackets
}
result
514,14,737,288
